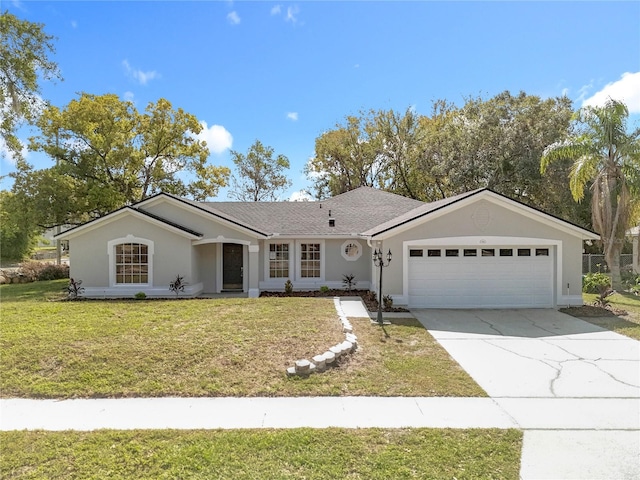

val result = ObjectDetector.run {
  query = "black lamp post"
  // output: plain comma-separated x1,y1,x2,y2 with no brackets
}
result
372,248,392,325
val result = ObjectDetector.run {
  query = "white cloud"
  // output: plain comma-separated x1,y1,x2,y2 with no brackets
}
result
195,122,233,154
286,112,298,121
289,190,314,202
227,11,241,25
581,72,640,113
122,60,159,86
286,5,299,23
271,4,302,25
71,20,78,29
123,91,135,102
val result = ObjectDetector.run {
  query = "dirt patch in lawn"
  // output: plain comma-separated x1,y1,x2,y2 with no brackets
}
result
560,305,626,317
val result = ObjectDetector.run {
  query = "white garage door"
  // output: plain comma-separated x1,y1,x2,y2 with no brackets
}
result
407,246,554,308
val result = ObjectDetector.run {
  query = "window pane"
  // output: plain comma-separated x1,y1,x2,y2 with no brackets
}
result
445,249,459,257
269,243,290,278
115,243,149,284
481,249,495,257
344,243,359,257
536,248,549,256
463,249,477,257
409,249,423,257
427,249,441,257
518,249,531,256
500,249,513,256
301,243,321,278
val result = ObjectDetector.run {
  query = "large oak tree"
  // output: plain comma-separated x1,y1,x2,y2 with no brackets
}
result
20,93,229,227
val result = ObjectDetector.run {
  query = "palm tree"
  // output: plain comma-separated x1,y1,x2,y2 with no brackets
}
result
541,99,640,290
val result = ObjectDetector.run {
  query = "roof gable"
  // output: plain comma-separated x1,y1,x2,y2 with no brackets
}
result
55,206,203,240
364,189,599,240
136,193,269,238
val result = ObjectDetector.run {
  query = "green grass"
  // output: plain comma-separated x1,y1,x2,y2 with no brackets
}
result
0,428,522,479
0,280,484,398
581,292,640,340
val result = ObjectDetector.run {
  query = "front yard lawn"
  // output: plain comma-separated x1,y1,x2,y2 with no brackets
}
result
562,293,640,341
0,280,484,398
0,428,522,479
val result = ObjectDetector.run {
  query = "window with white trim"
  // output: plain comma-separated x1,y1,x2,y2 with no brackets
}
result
269,243,290,278
341,240,362,261
300,243,321,278
108,236,154,287
115,243,149,284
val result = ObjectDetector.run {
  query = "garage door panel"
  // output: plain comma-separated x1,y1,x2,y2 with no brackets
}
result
408,245,553,308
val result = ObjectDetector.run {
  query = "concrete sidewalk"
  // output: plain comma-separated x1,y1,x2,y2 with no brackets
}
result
0,397,516,431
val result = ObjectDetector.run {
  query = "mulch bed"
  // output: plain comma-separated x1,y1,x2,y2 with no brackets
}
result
560,305,627,318
259,289,410,313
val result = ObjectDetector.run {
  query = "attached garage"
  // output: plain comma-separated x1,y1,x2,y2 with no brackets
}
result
407,243,554,308
365,189,599,309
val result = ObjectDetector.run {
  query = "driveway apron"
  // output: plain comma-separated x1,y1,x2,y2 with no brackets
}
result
413,308,640,480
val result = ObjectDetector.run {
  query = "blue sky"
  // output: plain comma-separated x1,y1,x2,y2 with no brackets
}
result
2,0,639,200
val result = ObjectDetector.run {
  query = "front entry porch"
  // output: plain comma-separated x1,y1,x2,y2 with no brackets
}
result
193,240,260,297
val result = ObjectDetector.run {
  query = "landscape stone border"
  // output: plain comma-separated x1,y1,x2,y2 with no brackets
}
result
287,297,358,377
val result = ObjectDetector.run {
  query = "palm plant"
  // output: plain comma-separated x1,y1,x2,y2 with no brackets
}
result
541,99,640,289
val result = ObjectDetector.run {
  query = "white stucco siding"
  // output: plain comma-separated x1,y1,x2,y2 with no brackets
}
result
68,215,195,296
376,199,586,307
324,239,372,288
194,244,217,293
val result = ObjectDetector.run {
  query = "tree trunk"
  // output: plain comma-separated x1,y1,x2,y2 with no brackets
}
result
604,238,623,291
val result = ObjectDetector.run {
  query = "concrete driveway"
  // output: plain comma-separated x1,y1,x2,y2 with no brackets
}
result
413,308,640,480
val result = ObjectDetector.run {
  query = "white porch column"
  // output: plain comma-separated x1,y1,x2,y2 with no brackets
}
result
248,244,260,297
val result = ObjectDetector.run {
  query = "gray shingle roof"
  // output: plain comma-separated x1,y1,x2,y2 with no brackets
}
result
361,189,484,236
206,187,426,236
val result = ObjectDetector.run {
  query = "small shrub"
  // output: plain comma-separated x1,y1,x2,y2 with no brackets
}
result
18,261,69,282
342,273,357,291
366,291,377,303
593,284,615,308
17,261,42,281
284,279,293,295
319,286,330,294
67,278,84,299
582,272,611,294
169,275,187,295
383,294,393,309
134,292,147,300
622,272,640,295
36,263,69,281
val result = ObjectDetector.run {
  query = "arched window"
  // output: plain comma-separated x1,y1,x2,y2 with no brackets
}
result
108,236,154,286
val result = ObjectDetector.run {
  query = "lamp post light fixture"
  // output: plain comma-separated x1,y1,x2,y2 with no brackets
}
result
372,248,392,325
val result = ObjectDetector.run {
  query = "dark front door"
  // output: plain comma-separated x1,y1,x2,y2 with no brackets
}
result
223,243,243,291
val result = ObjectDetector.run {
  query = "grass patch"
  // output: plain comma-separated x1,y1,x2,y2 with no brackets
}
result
0,428,522,479
580,292,640,340
0,281,484,398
